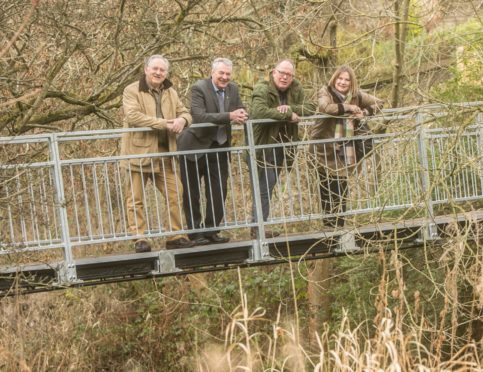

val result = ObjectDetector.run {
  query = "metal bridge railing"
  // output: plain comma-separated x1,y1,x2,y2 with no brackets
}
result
0,103,481,282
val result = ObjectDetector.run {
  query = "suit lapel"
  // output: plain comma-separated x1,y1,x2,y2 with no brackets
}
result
204,79,221,112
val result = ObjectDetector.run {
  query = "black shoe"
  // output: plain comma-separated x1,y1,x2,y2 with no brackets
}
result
166,237,196,249
192,236,211,246
134,240,151,253
207,234,230,244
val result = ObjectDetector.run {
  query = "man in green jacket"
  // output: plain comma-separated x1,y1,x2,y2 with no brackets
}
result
249,59,315,237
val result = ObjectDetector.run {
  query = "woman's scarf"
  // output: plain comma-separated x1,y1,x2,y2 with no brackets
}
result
333,91,356,165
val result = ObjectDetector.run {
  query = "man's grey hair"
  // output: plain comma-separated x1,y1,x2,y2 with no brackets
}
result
145,55,170,70
212,57,233,71
274,59,295,75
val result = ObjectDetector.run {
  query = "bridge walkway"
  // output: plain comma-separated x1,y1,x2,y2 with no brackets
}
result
0,103,481,295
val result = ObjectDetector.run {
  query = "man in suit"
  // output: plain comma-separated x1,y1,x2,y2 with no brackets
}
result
177,58,247,245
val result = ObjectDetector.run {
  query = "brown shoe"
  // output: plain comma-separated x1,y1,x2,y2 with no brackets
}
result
134,239,151,253
166,237,196,249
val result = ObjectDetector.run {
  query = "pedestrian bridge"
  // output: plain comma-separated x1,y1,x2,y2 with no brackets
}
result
0,103,482,295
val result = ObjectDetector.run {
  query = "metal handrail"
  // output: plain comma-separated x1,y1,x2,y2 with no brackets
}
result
1,102,482,285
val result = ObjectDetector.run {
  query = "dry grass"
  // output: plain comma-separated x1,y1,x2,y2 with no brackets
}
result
0,228,481,371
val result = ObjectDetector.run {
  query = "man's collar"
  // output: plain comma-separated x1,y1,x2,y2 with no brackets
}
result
147,82,161,92
211,80,224,93
138,74,173,93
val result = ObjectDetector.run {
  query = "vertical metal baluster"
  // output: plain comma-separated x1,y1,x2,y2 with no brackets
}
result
27,167,40,246
292,145,304,218
69,165,81,241
158,157,168,233
5,183,16,247
413,137,422,206
91,163,104,239
360,147,368,210
320,143,330,218
114,161,127,236
215,151,227,227
204,152,215,230
285,145,296,219
15,171,28,245
181,155,195,232
468,132,478,197
80,164,93,239
127,162,138,235
463,134,473,198
172,156,184,234
477,112,483,195
352,147,362,211
236,151,249,224
150,157,162,233
139,159,149,235
103,161,115,237
432,137,441,202
302,145,314,217
262,148,270,223
227,150,238,225
369,140,379,210
39,168,53,244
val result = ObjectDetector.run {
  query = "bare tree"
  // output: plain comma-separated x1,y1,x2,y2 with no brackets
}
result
390,0,410,108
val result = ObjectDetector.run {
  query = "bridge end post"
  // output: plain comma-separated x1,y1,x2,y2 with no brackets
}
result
245,119,274,262
156,250,181,274
57,261,82,286
49,134,78,284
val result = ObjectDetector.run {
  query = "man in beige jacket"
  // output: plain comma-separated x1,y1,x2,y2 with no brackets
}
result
121,55,195,252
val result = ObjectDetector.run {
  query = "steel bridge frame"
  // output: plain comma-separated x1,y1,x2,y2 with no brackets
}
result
0,102,482,295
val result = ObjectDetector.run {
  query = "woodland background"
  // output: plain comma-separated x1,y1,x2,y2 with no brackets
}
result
0,0,482,370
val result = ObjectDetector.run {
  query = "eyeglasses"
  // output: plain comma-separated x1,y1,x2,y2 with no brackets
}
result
275,69,294,79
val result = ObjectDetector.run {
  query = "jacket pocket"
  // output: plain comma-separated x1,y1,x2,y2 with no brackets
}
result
132,131,152,147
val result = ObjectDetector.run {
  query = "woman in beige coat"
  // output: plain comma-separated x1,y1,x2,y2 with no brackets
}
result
310,65,383,227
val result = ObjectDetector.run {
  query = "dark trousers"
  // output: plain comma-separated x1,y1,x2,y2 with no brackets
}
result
252,146,292,222
318,169,348,227
180,147,229,239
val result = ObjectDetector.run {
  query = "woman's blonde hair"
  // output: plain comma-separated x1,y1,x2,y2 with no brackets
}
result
328,65,358,97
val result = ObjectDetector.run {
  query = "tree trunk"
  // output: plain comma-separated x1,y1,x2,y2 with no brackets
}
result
390,0,410,108
307,258,332,344
328,20,338,68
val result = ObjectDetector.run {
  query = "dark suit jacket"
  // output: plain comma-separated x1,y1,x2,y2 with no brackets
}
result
177,78,244,160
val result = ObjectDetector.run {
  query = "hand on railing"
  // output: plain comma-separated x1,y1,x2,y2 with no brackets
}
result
167,118,187,134
229,109,249,124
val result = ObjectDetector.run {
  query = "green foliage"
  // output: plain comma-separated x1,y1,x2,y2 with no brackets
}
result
431,65,483,102
407,0,424,40
328,255,381,326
